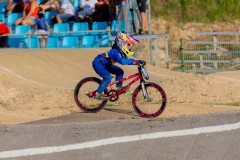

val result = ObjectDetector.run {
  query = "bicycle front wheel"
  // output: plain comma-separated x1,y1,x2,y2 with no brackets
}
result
132,82,167,118
74,77,108,112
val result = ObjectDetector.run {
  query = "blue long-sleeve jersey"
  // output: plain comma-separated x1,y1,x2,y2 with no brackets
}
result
97,48,135,65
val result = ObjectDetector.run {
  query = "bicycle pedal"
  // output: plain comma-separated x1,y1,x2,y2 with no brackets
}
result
94,94,109,101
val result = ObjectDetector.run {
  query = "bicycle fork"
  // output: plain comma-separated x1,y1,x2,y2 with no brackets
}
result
141,81,152,102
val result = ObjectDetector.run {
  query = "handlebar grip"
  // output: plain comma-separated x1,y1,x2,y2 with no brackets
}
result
138,61,146,66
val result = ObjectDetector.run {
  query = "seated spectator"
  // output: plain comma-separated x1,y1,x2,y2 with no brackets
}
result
15,0,40,26
91,0,111,26
0,18,10,48
39,0,57,11
77,0,98,22
32,10,53,48
51,0,75,24
5,0,26,16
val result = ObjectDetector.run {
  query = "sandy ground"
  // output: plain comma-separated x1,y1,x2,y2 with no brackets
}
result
0,49,240,124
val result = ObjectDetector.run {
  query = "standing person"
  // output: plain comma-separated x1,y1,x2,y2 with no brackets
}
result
92,31,145,100
14,0,40,26
32,10,53,48
116,0,125,20
137,0,148,34
0,19,10,48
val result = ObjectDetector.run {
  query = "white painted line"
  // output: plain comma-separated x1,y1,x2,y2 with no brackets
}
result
0,65,31,82
0,65,47,87
0,122,239,158
0,65,70,89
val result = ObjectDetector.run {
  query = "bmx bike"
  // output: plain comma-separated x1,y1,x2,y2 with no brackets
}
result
74,62,167,118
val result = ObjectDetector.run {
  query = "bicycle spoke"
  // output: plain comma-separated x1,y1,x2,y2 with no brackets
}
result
79,82,102,109
138,88,162,112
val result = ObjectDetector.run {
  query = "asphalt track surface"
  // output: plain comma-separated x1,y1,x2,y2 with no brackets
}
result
0,110,239,160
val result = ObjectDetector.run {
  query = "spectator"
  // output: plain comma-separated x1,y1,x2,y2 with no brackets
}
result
51,0,75,24
137,0,148,34
39,0,57,11
32,10,53,48
108,0,117,20
77,0,98,22
91,0,111,26
0,18,10,48
5,0,25,16
15,0,40,26
116,0,125,20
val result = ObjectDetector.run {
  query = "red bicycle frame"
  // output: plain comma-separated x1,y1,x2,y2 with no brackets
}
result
107,71,143,95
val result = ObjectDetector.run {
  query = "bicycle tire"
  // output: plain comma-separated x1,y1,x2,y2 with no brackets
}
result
74,77,108,112
132,82,167,118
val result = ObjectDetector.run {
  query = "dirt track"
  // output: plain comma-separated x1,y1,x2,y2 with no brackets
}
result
0,49,239,124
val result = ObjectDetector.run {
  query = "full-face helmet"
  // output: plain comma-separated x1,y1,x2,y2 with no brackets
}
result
114,31,140,58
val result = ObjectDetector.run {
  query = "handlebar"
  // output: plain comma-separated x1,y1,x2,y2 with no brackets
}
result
137,61,146,72
138,61,146,66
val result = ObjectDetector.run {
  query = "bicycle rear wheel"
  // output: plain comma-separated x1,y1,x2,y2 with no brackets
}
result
74,77,108,112
132,82,167,117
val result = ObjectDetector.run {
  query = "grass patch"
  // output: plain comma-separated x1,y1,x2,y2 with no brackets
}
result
209,102,240,106
225,102,240,106
151,0,240,24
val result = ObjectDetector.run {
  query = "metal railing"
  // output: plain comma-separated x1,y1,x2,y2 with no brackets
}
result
168,32,240,73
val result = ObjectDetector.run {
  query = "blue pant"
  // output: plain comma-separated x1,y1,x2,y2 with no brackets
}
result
92,57,124,94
